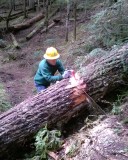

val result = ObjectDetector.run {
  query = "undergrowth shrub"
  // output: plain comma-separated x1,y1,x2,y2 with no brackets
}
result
112,89,128,115
1,49,25,63
0,83,11,112
112,95,123,115
34,125,62,159
88,0,128,48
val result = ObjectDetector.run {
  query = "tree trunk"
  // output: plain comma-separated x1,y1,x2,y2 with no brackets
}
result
8,0,13,9
6,1,13,31
12,0,15,10
23,0,27,18
73,0,77,40
13,13,44,31
29,0,35,10
43,0,45,11
65,0,70,42
37,0,40,12
0,45,128,159
49,0,52,12
45,0,49,32
26,8,59,40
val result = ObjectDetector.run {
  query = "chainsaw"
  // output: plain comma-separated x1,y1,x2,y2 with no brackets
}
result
67,70,106,115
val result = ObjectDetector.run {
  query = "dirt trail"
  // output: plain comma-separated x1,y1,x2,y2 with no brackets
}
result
0,62,34,106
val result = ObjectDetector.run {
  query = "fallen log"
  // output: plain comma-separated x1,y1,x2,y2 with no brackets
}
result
70,115,128,160
12,13,44,31
0,9,39,31
26,8,59,40
10,33,20,49
9,9,36,21
0,44,128,159
1,7,33,20
40,21,56,33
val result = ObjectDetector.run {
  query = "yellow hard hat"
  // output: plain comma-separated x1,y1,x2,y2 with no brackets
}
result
44,47,60,59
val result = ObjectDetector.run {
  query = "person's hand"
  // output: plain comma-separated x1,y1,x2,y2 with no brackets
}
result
62,70,73,79
56,81,59,84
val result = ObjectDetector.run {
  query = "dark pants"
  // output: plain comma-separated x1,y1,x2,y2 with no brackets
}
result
34,82,47,92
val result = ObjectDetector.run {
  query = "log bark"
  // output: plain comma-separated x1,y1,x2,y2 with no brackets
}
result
0,44,128,159
26,8,59,40
12,13,44,30
1,8,33,20
0,8,36,31
10,33,20,49
40,21,57,33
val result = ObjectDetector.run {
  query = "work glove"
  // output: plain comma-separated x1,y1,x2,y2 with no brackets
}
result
62,70,73,79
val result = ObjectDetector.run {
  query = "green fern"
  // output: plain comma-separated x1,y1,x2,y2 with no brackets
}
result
112,95,123,115
35,125,62,159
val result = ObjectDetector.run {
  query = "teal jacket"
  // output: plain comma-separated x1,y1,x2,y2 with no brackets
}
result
34,59,65,86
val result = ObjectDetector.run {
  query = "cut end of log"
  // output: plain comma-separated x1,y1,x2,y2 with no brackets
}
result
73,94,87,107
70,87,87,107
53,18,61,23
10,33,21,49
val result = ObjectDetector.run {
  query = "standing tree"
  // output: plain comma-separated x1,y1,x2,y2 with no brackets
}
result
29,0,35,10
65,0,70,41
12,0,15,11
45,0,49,32
23,0,27,18
49,0,52,11
43,0,46,11
37,0,40,12
73,0,77,40
6,0,13,31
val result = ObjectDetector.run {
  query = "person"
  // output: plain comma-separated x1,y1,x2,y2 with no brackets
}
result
34,47,71,92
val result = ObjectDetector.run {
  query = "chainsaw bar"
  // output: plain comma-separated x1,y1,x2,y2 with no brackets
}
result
83,90,106,115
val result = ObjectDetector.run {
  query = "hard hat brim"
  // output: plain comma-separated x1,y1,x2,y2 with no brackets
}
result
43,53,60,59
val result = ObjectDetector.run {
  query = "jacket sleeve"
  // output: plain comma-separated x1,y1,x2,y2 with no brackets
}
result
41,67,63,83
57,60,65,75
